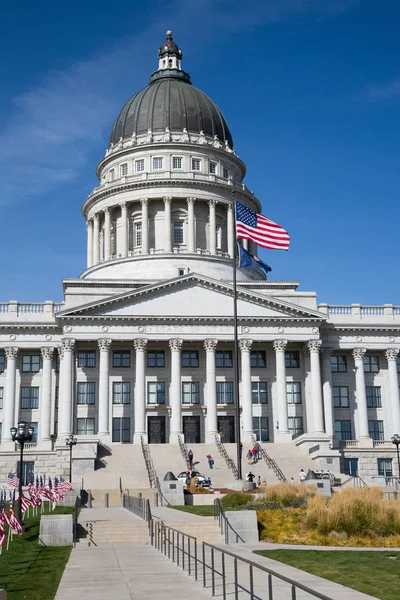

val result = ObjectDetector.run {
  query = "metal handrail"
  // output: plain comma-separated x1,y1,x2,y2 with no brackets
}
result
140,436,157,488
213,498,245,544
214,435,239,479
178,434,190,469
353,475,369,488
251,436,287,483
124,495,152,530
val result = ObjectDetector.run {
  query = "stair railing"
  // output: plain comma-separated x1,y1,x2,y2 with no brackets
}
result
353,475,369,488
214,498,245,544
251,435,287,483
214,435,239,480
178,434,190,469
141,436,158,488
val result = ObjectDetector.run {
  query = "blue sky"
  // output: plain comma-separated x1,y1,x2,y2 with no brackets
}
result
0,0,399,304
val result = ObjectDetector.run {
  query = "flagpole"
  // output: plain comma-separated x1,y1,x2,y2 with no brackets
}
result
231,191,242,481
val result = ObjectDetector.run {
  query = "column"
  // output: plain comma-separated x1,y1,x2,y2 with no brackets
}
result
58,339,75,437
321,348,334,436
169,339,183,443
308,340,325,434
239,339,254,443
273,339,290,440
104,209,111,261
2,347,19,447
187,197,195,252
98,339,111,436
40,347,54,446
204,339,218,442
352,348,371,445
386,348,400,435
227,204,234,258
87,221,93,268
209,200,216,254
141,198,149,254
93,214,100,264
242,239,249,251
133,338,148,443
164,196,172,252
120,202,128,257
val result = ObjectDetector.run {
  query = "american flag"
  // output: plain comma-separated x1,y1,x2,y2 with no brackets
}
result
0,507,11,527
235,202,290,251
7,472,19,489
0,522,5,546
56,477,73,492
8,509,22,535
20,495,31,513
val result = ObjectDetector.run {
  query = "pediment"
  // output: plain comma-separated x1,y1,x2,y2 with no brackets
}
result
57,274,326,322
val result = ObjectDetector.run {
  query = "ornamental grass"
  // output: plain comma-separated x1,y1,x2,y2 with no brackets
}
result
262,482,316,508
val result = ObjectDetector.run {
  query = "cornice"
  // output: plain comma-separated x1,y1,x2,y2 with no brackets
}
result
58,315,322,324
321,324,400,333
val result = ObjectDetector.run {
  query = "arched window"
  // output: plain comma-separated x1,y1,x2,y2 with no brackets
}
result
173,220,184,245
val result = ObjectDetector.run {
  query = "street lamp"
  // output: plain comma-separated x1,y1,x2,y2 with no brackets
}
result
10,421,34,526
65,434,77,483
391,434,400,478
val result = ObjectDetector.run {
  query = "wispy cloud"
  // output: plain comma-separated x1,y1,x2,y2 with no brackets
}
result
358,77,400,103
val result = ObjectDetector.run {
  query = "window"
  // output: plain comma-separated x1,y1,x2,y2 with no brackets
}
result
147,382,165,405
368,420,384,441
286,382,301,404
253,416,269,441
333,386,349,408
21,387,39,409
120,163,128,176
109,169,115,181
0,422,2,441
366,386,382,408
182,382,200,404
330,356,347,373
216,351,233,368
113,351,130,368
77,382,96,405
377,458,393,477
250,351,266,368
173,220,184,245
76,418,95,436
22,355,40,373
192,158,201,171
153,157,163,170
288,417,303,436
55,386,59,409
334,420,352,441
135,222,142,247
112,417,130,442
252,382,267,404
397,357,400,373
216,381,234,404
0,387,3,409
77,350,96,368
16,461,35,485
209,162,216,174
178,268,185,276
55,354,60,373
222,166,229,178
172,157,182,169
343,458,358,477
29,422,38,443
147,351,165,368
285,351,300,369
54,421,58,436
112,382,131,404
363,356,379,373
135,159,144,172
0,355,4,373
182,351,199,368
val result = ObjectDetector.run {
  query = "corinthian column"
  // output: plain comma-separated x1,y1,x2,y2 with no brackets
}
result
169,339,183,443
93,214,100,264
40,347,54,446
133,338,148,443
59,339,75,437
204,339,218,442
227,204,234,258
2,347,19,447
239,339,254,443
187,197,195,252
98,339,111,436
209,200,217,254
104,209,111,261
164,196,172,252
87,221,93,268
120,203,128,257
141,198,149,254
273,339,289,441
352,348,372,446
386,348,400,435
321,348,334,436
308,340,325,434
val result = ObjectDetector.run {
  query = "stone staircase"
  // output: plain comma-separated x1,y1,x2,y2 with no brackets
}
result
78,507,151,546
79,444,150,490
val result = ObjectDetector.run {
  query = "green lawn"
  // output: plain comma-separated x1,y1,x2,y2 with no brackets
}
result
170,505,215,517
254,550,400,600
0,507,74,600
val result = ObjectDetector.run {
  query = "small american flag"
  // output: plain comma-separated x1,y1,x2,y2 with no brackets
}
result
0,508,11,527
56,477,73,492
7,472,19,489
8,509,22,535
0,522,5,546
20,495,31,513
236,202,290,251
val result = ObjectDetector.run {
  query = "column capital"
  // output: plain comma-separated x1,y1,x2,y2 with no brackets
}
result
61,338,75,352
386,348,399,361
41,347,55,360
163,196,172,205
352,347,367,361
307,340,322,353
86,220,93,230
169,338,183,352
321,347,333,360
133,338,148,352
104,207,110,216
209,199,217,208
204,339,218,352
273,339,288,353
187,197,196,205
5,347,19,359
94,213,100,222
227,203,233,213
120,201,127,210
239,339,252,352
141,197,149,206
98,338,112,352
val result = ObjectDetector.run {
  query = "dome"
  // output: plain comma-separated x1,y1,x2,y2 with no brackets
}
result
109,32,233,148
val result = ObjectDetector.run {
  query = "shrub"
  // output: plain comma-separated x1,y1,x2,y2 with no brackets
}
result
221,491,249,510
261,483,316,508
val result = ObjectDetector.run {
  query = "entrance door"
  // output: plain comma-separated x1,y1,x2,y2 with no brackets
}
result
343,458,358,476
183,416,201,443
112,417,131,443
217,416,235,443
253,416,269,442
148,416,166,444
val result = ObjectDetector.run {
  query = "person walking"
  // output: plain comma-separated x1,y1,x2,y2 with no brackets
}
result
188,449,194,468
247,449,252,465
257,475,261,487
299,469,306,483
239,442,243,460
207,454,214,469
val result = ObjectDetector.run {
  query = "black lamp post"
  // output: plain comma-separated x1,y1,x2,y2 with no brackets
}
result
65,434,77,483
391,434,400,478
10,421,34,526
